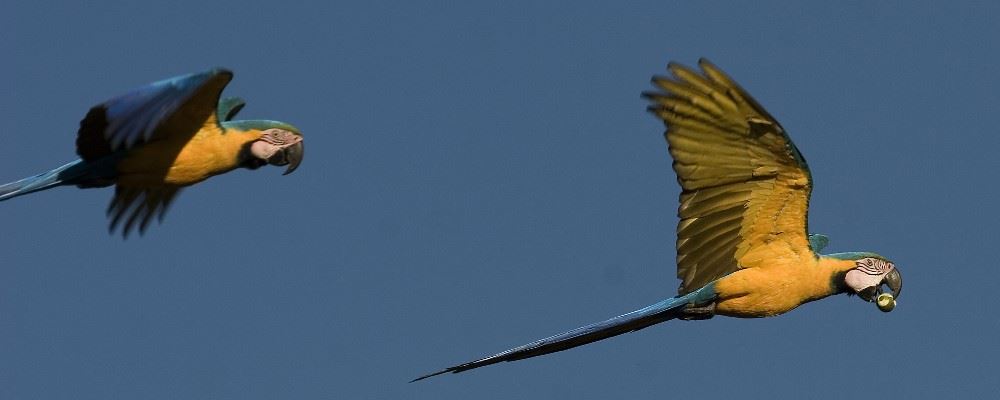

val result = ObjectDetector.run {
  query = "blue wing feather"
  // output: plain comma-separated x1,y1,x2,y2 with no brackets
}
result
76,69,233,161
0,157,118,201
808,234,830,253
217,96,247,122
412,284,717,381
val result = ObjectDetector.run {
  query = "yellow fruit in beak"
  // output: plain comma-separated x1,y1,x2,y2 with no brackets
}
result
876,293,896,312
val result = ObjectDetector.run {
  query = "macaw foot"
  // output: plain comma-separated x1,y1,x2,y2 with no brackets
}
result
679,302,716,320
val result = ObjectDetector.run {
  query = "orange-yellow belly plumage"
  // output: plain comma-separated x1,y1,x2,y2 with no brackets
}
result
714,254,856,318
116,124,259,187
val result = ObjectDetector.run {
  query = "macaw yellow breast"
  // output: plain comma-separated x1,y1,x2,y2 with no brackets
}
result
116,120,261,187
714,254,856,318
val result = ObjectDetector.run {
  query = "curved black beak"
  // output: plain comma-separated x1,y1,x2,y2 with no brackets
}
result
858,268,903,302
883,268,902,298
281,141,304,175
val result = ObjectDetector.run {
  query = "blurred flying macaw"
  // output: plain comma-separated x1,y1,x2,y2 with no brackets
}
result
414,59,903,381
0,69,304,237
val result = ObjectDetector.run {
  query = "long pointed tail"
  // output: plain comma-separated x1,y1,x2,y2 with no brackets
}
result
412,286,716,381
0,160,86,201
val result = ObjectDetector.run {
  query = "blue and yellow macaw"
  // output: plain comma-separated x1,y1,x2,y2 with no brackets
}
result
414,59,903,380
0,69,304,236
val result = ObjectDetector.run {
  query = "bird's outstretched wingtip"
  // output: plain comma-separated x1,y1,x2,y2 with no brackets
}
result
206,67,234,78
410,368,452,383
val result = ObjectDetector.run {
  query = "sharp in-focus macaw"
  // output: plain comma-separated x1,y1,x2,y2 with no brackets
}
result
413,59,903,381
0,69,304,237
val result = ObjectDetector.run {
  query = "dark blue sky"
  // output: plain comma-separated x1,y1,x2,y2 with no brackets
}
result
3,1,998,399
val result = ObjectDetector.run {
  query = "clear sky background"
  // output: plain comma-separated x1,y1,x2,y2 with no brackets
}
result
2,1,998,399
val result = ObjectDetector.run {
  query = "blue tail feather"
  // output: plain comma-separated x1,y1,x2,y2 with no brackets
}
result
0,159,88,201
412,283,717,381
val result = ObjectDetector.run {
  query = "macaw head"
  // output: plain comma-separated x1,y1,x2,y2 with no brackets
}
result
230,120,305,175
841,254,903,311
250,128,304,175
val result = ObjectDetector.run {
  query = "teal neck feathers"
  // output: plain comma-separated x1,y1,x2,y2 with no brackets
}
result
223,120,301,135
823,252,888,261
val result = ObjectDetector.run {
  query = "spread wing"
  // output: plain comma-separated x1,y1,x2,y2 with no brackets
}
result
107,186,182,237
643,59,814,295
76,69,233,237
76,69,233,161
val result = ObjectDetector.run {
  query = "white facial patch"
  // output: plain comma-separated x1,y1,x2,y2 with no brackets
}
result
251,129,302,160
250,140,281,160
259,129,302,147
845,257,895,291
